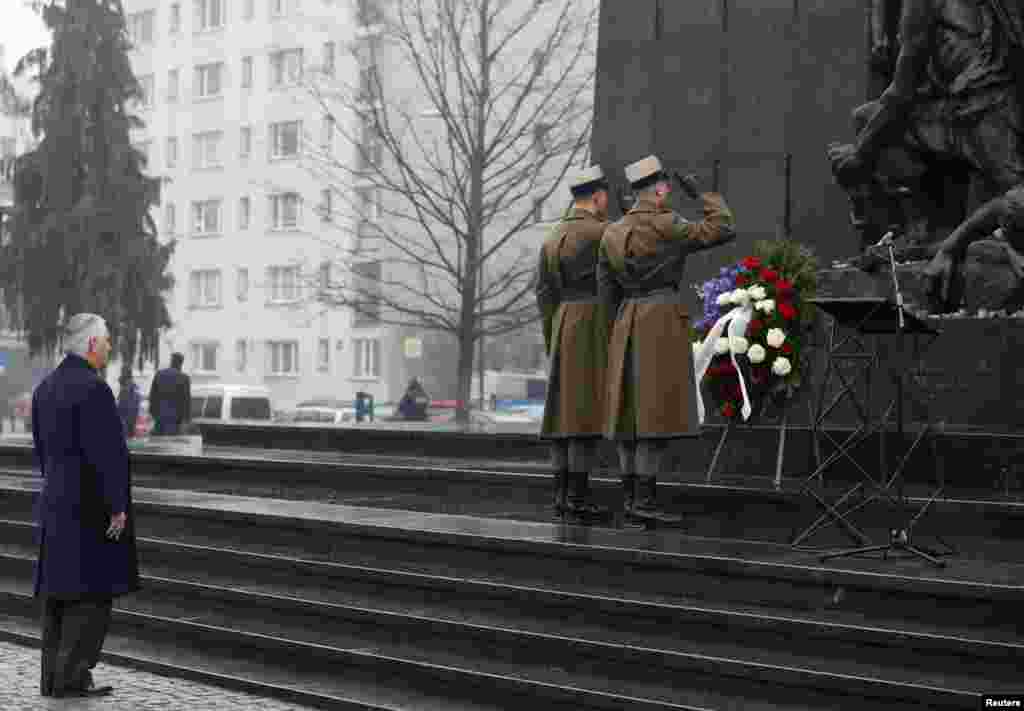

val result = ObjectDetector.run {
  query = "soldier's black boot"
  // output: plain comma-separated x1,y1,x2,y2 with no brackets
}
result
631,475,683,527
564,471,611,524
622,474,646,528
552,470,569,519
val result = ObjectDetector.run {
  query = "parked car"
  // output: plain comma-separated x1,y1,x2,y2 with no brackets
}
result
191,385,273,424
292,398,397,425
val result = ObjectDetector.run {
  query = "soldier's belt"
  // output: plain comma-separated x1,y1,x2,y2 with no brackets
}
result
559,295,602,305
622,289,684,305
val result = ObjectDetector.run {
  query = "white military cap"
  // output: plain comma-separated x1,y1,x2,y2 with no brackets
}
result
569,165,607,192
624,154,665,187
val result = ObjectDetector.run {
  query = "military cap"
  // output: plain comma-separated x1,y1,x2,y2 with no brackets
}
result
624,154,668,189
569,164,609,197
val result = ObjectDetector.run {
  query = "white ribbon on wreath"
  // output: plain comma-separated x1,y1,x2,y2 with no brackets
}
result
692,303,754,425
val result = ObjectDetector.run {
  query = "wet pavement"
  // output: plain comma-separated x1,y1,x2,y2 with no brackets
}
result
0,640,316,710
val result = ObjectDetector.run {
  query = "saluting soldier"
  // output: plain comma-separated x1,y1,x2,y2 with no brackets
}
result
598,155,736,526
536,165,613,524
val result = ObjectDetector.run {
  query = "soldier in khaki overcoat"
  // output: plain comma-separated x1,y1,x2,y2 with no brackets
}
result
536,165,613,524
598,155,736,526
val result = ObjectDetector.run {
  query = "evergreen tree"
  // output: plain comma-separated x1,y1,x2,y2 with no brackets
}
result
0,0,174,369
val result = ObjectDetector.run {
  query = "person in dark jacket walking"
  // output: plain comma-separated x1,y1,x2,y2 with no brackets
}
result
32,313,140,698
116,369,142,439
148,352,191,435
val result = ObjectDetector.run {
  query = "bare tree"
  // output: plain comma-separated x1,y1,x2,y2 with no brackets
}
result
299,0,596,422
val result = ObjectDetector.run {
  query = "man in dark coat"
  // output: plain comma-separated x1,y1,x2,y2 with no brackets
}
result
148,352,191,435
32,313,140,698
116,369,142,439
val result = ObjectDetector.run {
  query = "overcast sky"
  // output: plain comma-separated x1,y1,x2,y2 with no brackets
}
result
1,1,50,78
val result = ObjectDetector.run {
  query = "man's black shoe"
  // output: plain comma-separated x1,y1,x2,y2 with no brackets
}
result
54,682,113,698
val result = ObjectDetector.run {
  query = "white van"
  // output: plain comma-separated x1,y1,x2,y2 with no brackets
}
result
190,384,273,423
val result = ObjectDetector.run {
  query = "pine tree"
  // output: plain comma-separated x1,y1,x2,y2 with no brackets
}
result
0,0,174,369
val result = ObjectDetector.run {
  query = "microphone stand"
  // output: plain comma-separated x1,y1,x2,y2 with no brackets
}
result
883,232,905,331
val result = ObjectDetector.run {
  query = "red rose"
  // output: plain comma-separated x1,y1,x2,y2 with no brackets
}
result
775,278,794,294
722,402,736,418
760,268,779,283
748,319,764,335
742,256,762,270
782,342,794,355
735,274,749,287
778,302,797,321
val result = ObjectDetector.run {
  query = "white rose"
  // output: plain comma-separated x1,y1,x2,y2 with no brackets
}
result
692,341,702,355
730,289,751,307
716,293,731,307
729,336,749,354
756,299,775,314
766,328,786,348
772,356,793,377
747,343,766,364
714,337,730,354
747,285,767,301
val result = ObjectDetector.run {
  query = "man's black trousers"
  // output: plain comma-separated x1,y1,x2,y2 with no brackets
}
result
40,595,113,695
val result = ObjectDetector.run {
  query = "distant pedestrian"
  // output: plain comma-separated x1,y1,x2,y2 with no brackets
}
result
398,378,430,421
32,313,139,698
148,352,191,436
116,369,142,439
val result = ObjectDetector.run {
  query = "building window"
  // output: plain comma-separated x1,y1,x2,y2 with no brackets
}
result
269,121,301,158
320,189,332,222
195,62,223,98
244,0,255,19
191,199,222,235
167,69,179,102
356,0,385,27
240,126,252,159
170,3,181,33
127,11,155,46
164,203,177,234
532,122,552,154
236,267,249,301
192,131,223,169
268,341,299,375
268,193,301,230
241,56,253,88
320,115,333,151
322,41,335,75
236,339,248,372
138,74,154,108
188,270,222,308
269,49,303,87
190,342,219,373
354,185,381,220
268,265,301,302
166,137,178,168
317,338,330,371
239,196,251,229
195,0,224,31
318,261,331,290
352,337,380,377
270,0,287,17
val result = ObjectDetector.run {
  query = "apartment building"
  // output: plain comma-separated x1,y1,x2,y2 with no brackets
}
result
114,0,411,409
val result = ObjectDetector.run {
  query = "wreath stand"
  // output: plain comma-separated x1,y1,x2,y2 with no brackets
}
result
704,398,813,490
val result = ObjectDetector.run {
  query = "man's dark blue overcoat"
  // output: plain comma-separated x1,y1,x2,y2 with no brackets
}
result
31,354,140,599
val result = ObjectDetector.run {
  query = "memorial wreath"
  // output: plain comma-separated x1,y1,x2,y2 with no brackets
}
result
692,240,819,423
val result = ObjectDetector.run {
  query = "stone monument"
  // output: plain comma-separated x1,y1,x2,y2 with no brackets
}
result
822,0,1024,316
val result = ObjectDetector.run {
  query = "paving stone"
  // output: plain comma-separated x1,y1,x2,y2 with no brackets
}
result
0,640,316,710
